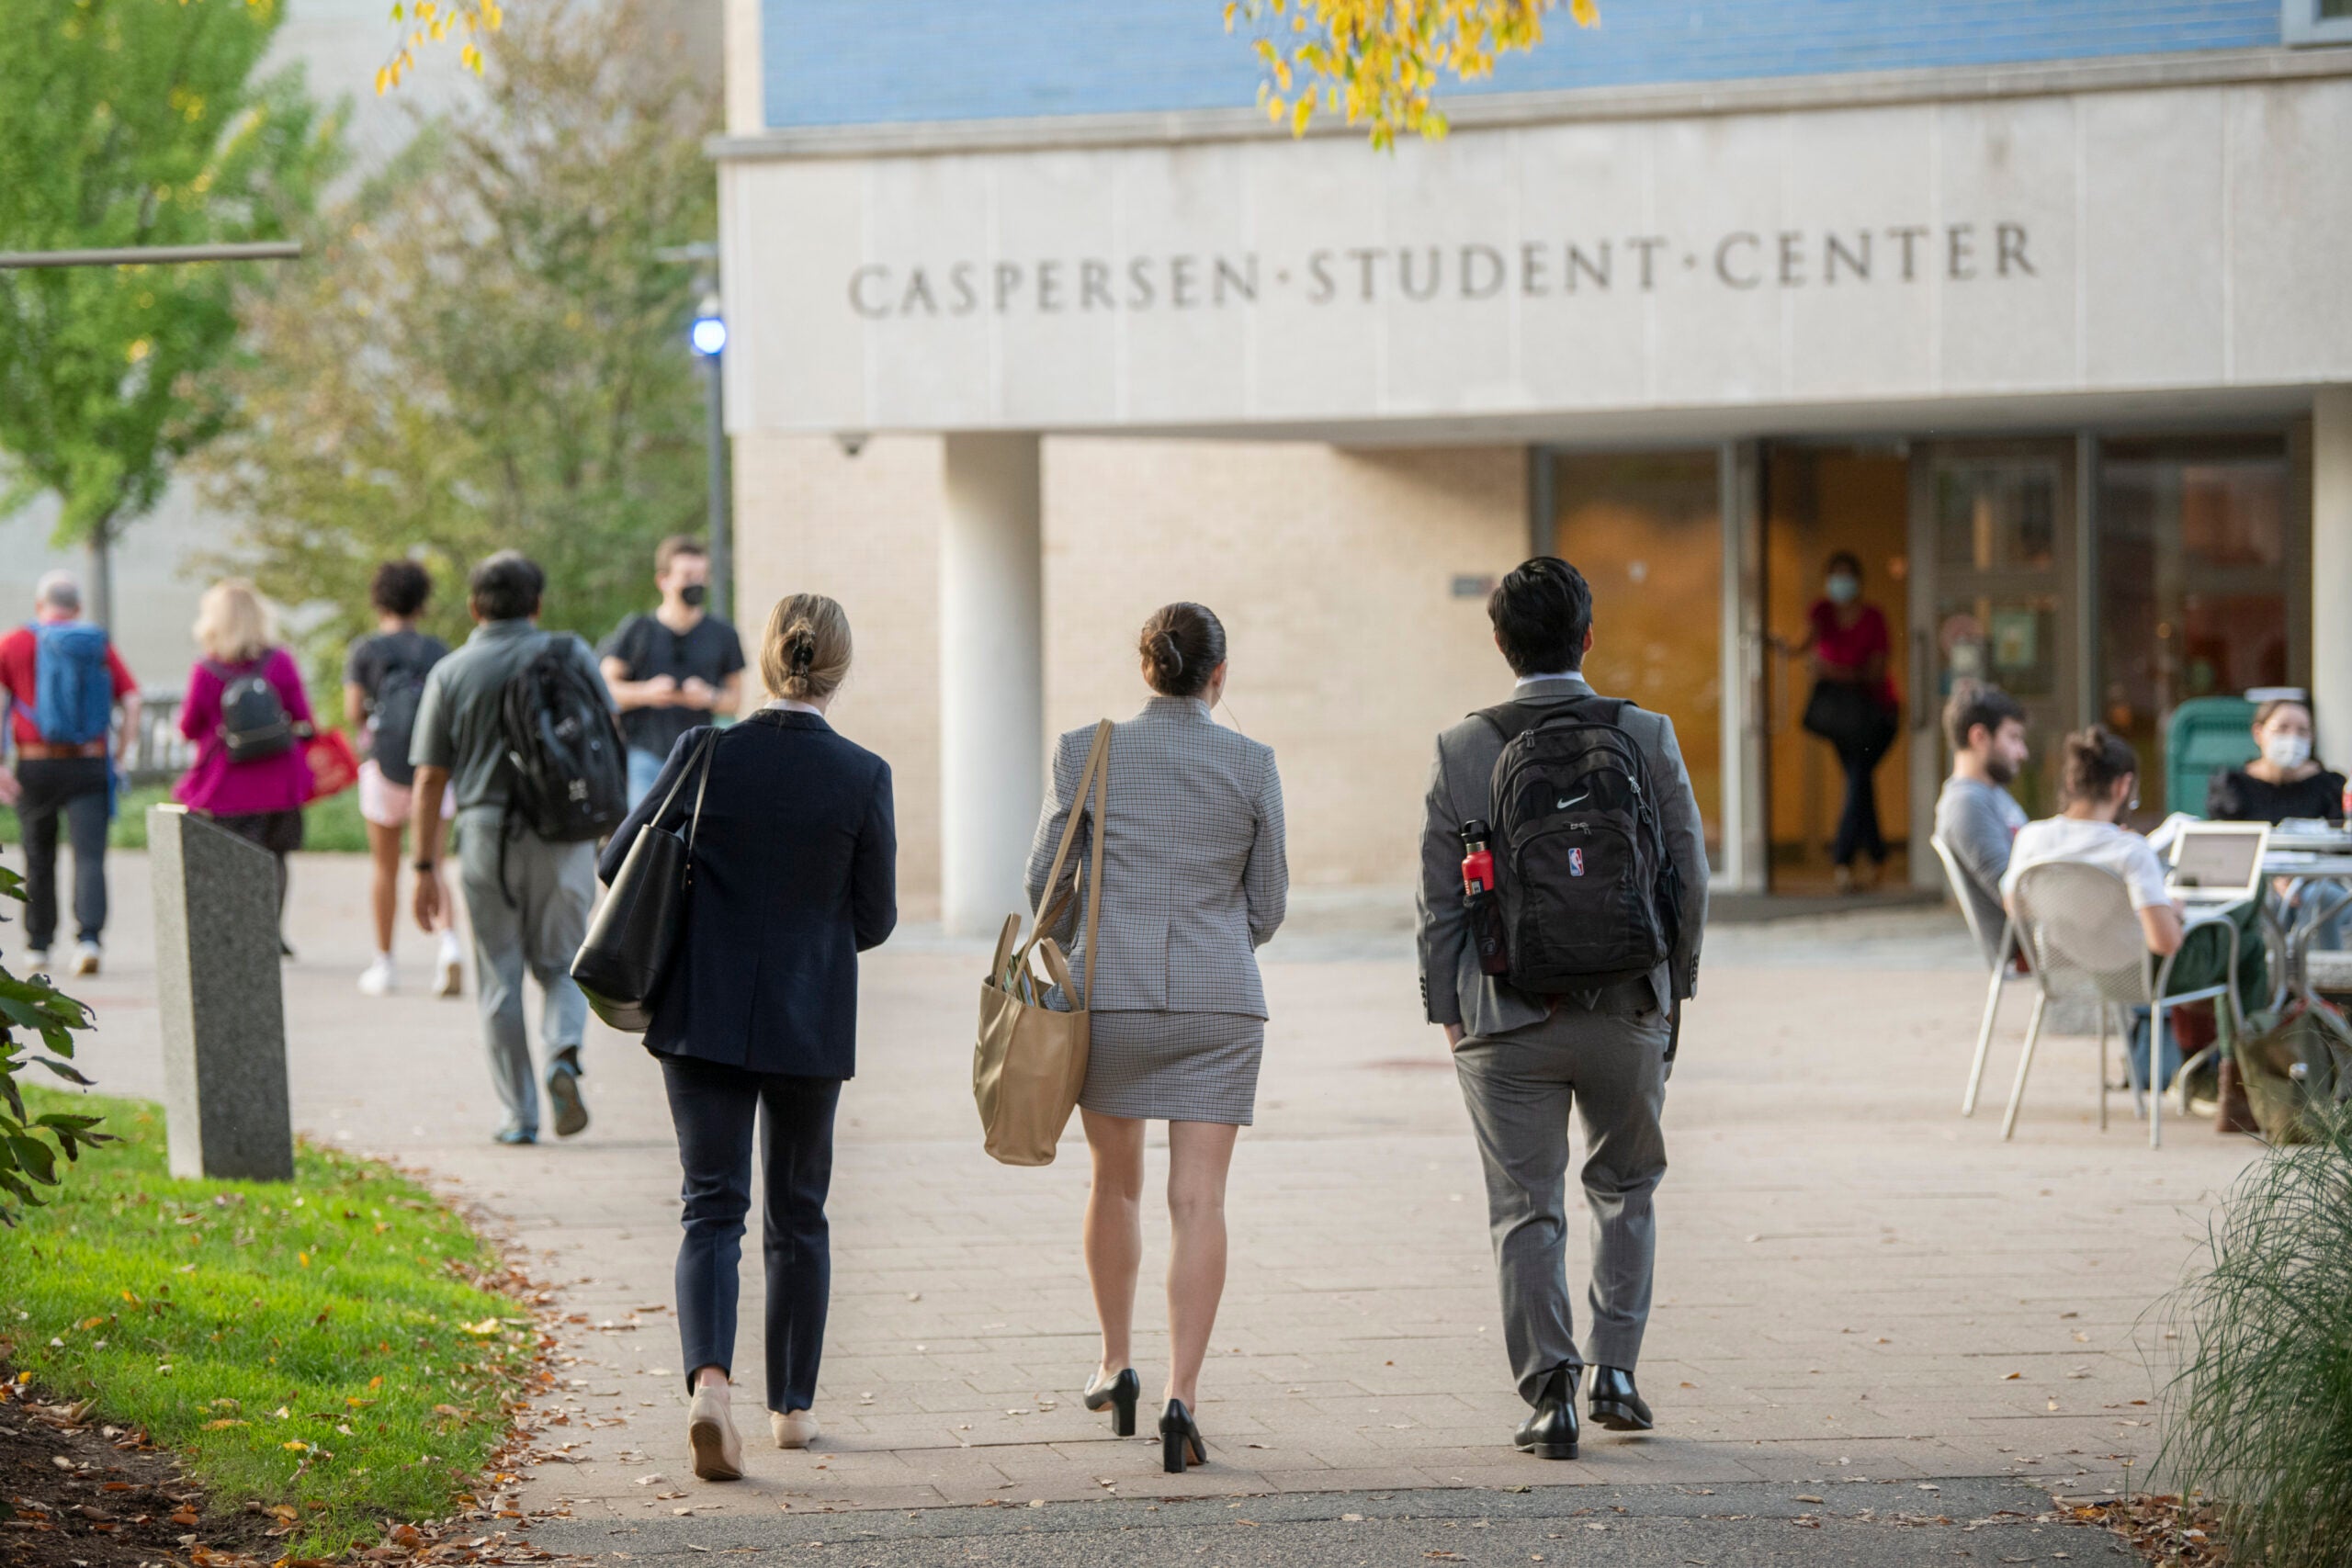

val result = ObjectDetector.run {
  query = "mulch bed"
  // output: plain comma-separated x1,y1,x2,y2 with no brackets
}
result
0,1378,278,1568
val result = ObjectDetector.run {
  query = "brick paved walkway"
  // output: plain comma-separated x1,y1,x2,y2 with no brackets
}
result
42,851,2256,1520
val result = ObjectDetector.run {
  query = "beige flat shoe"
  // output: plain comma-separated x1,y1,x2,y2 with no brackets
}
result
772,1408,820,1450
687,1386,743,1481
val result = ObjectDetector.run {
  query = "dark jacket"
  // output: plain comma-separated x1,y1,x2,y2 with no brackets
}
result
598,708,897,1077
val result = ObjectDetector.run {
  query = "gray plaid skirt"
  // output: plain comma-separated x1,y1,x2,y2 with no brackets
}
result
1080,1010,1265,1126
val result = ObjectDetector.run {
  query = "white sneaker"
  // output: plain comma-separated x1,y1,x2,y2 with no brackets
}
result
357,955,395,997
688,1385,744,1482
435,934,464,998
71,942,100,977
25,949,51,976
771,1408,820,1450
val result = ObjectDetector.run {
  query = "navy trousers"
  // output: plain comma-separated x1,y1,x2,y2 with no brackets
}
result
658,1054,842,1414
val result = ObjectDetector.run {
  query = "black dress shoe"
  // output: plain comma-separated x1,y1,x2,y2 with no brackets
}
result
1082,1367,1139,1437
1588,1365,1653,1431
1159,1398,1207,1473
1513,1364,1579,1460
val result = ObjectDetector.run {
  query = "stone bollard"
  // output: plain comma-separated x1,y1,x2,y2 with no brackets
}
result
149,806,294,1182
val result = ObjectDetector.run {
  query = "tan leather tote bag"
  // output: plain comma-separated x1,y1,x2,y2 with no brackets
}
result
973,719,1111,1167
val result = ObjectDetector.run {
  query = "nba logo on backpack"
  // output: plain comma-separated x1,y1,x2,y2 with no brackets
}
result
1567,848,1585,877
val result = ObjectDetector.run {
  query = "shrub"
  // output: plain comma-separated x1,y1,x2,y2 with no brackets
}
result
0,863,111,1224
2162,1105,2352,1568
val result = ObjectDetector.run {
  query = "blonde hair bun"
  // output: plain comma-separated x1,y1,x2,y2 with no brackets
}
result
761,593,852,702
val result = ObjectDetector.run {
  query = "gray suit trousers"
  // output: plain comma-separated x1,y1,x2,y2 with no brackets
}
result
1453,1002,1669,1404
456,807,594,1137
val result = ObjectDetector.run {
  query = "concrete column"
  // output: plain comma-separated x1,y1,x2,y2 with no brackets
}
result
721,0,764,137
940,434,1045,939
1717,441,1767,894
2315,389,2352,764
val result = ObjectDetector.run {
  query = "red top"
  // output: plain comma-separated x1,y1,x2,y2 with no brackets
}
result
1808,600,1898,709
174,647,317,817
0,622,139,747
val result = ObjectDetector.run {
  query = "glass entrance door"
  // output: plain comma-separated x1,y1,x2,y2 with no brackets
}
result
1917,441,2081,820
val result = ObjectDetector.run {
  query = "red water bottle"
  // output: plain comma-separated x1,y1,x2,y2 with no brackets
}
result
1461,818,1510,976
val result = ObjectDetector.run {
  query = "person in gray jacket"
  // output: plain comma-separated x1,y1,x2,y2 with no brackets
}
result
1026,601,1286,1475
1932,680,2030,965
1417,557,1709,1462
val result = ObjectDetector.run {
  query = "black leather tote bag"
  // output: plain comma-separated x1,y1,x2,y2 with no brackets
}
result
571,728,718,1033
1802,679,1897,759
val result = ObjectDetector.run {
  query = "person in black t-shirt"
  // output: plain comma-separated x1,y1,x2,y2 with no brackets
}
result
343,559,462,998
2206,696,2346,826
598,536,745,807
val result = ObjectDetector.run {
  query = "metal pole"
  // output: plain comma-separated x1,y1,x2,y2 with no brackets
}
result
0,241,303,269
704,349,730,624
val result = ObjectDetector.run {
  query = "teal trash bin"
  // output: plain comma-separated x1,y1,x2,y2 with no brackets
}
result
2166,695,2260,818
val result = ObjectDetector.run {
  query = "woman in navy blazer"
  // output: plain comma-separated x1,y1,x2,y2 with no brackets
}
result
597,592,895,1483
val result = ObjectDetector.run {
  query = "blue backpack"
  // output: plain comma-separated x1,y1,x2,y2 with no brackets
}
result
28,622,115,747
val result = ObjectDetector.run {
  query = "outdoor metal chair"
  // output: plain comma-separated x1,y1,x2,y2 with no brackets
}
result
2003,860,2244,1148
1929,832,2032,1117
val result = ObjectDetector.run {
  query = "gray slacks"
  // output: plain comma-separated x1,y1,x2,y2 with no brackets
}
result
1453,1001,1669,1404
456,807,594,1137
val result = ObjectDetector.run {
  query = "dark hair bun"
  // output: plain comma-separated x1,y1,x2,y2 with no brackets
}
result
1148,631,1184,681
1138,604,1226,699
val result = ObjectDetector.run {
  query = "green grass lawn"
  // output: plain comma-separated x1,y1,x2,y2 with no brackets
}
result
0,784,370,854
0,1089,536,1553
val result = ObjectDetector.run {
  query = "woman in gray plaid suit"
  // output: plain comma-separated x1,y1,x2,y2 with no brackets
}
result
1024,602,1287,1472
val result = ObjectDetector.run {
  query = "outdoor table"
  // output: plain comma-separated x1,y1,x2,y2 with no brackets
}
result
2258,843,2352,1010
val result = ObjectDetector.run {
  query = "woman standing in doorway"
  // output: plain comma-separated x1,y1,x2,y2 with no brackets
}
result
1803,551,1900,892
1028,603,1288,1475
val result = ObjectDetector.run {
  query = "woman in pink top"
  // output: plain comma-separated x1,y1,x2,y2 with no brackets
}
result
1804,551,1900,893
175,579,316,942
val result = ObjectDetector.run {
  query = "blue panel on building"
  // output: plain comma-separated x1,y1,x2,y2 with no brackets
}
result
762,0,2284,129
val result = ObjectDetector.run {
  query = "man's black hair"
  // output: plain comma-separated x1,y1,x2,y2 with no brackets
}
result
370,559,433,619
1487,557,1593,677
1943,679,2028,754
469,550,544,622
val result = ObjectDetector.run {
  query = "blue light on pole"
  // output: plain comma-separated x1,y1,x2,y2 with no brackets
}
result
690,296,726,357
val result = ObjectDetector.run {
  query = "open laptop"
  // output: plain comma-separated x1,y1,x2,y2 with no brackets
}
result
2167,821,2270,908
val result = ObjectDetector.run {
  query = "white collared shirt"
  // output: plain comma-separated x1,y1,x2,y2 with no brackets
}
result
1514,670,1588,692
763,697,826,717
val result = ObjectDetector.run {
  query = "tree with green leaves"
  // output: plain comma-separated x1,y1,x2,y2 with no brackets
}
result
197,0,718,661
0,0,339,627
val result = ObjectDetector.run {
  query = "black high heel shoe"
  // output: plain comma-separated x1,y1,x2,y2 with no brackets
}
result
1081,1367,1140,1437
1159,1398,1207,1473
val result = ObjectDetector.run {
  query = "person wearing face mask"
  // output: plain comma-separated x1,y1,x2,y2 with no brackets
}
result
600,536,747,807
1802,551,1900,892
2205,697,2345,826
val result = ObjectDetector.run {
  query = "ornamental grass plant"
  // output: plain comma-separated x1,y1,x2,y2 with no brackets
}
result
2161,1104,2352,1568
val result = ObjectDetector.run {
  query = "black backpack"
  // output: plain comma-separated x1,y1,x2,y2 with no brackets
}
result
208,660,294,764
1479,694,1683,994
368,661,430,786
498,636,628,843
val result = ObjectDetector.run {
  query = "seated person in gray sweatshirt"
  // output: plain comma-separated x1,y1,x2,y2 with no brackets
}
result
1934,681,2030,964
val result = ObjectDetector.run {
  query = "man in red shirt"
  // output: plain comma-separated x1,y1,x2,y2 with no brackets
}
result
1,571,141,976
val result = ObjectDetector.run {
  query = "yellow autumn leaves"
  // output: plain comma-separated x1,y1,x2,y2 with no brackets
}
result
373,0,503,96
1229,0,1597,145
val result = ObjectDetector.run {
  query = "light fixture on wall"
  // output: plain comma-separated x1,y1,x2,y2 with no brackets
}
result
689,294,727,357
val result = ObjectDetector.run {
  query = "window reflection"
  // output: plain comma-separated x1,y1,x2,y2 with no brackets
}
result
2098,439,2291,812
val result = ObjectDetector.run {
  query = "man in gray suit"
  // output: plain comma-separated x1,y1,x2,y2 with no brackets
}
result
1417,557,1709,1461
